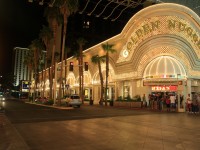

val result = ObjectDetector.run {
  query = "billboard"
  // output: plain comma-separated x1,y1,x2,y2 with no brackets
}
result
21,80,29,92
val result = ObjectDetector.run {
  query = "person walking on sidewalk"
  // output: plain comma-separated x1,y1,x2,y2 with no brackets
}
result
197,94,200,114
187,94,192,113
170,94,176,112
142,94,147,108
192,99,198,114
166,96,171,112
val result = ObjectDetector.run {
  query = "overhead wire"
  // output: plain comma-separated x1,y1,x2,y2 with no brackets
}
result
111,0,141,21
104,0,126,20
87,0,103,16
79,0,90,14
96,0,113,17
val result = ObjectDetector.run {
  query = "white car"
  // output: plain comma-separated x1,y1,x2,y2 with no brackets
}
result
0,95,6,101
67,95,82,107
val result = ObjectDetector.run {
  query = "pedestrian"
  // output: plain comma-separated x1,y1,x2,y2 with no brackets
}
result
166,96,170,112
142,94,147,108
160,96,164,111
170,94,176,112
180,94,183,108
149,94,154,109
197,94,200,114
192,99,198,114
187,94,192,113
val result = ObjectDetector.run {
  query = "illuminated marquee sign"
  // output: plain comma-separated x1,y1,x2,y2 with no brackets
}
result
21,80,29,92
151,86,177,91
126,16,200,54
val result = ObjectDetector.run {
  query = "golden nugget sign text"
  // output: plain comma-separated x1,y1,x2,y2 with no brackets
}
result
127,19,200,51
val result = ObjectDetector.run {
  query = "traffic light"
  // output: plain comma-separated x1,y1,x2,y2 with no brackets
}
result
84,62,88,71
69,62,73,71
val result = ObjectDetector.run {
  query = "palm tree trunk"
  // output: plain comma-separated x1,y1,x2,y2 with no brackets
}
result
59,18,67,105
41,67,44,97
33,49,39,101
28,67,32,102
49,44,55,100
81,56,84,104
48,67,51,98
64,59,67,95
98,61,104,105
43,56,47,98
50,22,57,101
105,52,109,106
79,57,82,102
33,68,37,102
79,47,84,104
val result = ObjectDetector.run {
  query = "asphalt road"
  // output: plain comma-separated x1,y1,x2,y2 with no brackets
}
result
4,99,151,123
2,99,200,150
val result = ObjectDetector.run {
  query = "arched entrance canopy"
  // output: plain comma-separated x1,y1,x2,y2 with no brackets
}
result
143,56,186,80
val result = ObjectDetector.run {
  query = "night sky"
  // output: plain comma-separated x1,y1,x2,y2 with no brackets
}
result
0,0,120,76
0,0,46,75
0,0,138,76
0,0,199,76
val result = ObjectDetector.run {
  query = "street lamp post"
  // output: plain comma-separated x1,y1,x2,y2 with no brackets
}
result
177,74,180,112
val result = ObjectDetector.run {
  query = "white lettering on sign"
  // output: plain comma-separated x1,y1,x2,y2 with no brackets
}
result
151,86,176,91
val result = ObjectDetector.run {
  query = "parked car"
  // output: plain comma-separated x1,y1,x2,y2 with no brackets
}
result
67,95,82,107
35,97,48,103
20,93,28,99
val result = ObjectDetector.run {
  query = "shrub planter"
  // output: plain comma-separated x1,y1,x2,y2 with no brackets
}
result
109,101,114,106
114,101,142,108
130,101,142,108
89,100,94,105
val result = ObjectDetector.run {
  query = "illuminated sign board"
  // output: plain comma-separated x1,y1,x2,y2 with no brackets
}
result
151,86,177,91
126,16,200,54
21,81,29,92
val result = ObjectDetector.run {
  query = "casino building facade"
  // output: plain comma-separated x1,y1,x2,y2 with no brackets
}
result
37,3,200,111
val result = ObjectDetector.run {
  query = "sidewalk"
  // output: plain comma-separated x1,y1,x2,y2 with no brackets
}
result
0,112,30,150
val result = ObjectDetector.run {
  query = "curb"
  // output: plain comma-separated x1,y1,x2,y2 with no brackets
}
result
25,102,74,110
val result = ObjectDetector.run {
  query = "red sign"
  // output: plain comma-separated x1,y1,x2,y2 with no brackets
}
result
151,86,177,91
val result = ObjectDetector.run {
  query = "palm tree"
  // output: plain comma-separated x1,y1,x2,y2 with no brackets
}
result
39,25,53,99
77,37,87,103
54,0,79,103
64,47,71,96
91,55,106,105
38,53,46,97
44,6,62,100
73,49,85,104
101,42,116,106
54,51,60,100
29,39,45,101
23,49,34,100
39,25,53,56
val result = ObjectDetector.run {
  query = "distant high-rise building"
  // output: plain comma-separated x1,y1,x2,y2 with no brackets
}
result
13,47,30,87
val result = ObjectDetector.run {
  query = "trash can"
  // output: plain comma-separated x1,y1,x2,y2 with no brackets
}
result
109,100,114,106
